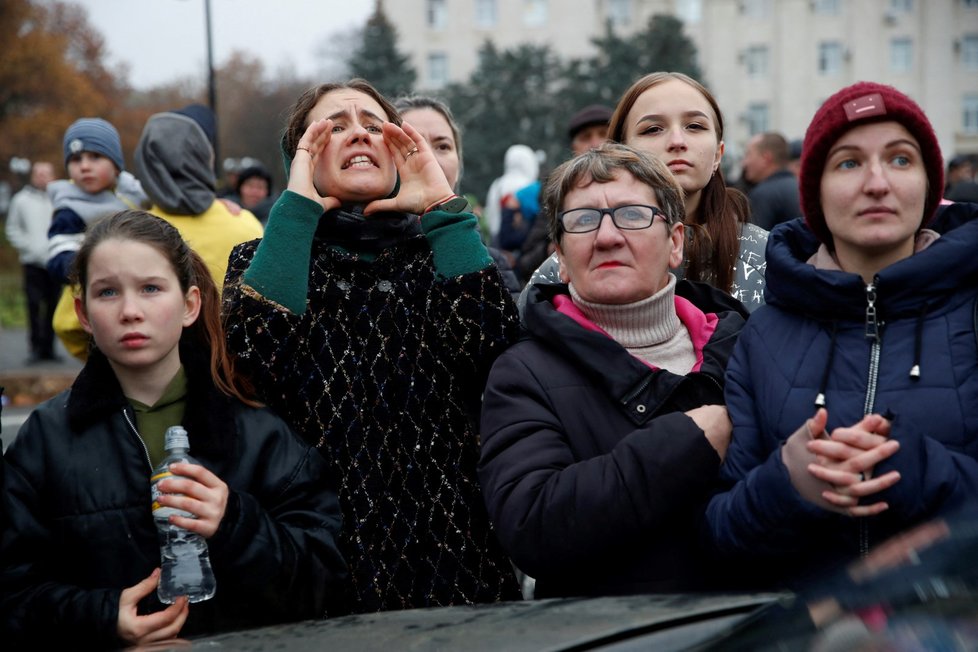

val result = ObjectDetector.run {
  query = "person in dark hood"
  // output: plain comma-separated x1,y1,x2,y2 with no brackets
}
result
705,82,978,591
222,79,521,614
478,142,747,599
134,105,263,291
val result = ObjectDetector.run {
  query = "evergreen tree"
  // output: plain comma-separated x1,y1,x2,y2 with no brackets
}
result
561,14,703,116
443,41,564,200
347,1,416,98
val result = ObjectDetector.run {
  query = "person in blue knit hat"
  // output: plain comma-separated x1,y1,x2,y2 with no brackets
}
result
45,117,149,360
47,118,148,284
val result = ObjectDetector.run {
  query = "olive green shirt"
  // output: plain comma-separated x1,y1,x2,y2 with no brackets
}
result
129,366,187,467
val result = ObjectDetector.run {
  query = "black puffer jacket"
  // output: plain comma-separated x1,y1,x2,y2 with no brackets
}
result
479,281,747,598
0,345,346,648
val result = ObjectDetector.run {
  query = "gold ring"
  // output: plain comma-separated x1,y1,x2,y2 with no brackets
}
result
296,146,311,154
405,147,419,159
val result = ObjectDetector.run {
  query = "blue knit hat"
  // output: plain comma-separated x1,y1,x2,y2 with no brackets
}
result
63,118,125,172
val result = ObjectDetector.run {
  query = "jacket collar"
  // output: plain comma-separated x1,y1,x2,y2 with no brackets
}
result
523,280,744,423
67,340,237,457
765,213,978,321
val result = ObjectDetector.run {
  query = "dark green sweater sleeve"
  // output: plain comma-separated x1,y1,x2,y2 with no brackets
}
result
421,210,493,279
241,190,321,314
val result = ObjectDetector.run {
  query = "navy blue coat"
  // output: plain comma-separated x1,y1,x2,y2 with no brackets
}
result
706,210,978,589
479,280,746,598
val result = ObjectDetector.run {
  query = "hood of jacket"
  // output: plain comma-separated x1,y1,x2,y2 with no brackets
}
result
765,210,978,323
135,112,216,215
503,144,539,180
491,144,539,200
522,279,746,423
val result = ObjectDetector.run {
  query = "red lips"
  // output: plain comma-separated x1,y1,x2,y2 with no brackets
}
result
121,332,148,348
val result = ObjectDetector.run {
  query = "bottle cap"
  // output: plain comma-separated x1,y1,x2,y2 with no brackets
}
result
164,425,190,451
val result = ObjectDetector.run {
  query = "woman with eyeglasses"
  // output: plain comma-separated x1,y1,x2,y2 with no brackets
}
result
520,72,767,315
477,143,748,598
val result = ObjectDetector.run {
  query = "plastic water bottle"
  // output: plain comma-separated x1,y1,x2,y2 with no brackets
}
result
151,425,217,604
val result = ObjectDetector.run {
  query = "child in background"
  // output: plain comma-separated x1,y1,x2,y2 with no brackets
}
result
134,105,264,290
1,210,346,647
47,118,148,284
46,117,149,359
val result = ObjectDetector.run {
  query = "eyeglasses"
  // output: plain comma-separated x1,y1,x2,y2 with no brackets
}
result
558,205,668,234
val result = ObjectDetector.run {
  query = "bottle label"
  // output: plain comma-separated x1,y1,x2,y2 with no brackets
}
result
151,470,195,519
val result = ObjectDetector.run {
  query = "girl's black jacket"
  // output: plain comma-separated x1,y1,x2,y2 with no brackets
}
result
0,344,346,648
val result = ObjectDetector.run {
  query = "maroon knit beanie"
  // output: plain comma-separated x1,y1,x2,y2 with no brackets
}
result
799,82,944,247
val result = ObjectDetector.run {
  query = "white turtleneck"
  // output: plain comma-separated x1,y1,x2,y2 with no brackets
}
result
568,274,696,375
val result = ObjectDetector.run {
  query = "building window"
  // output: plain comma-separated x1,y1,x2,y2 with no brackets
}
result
964,35,978,70
744,45,769,78
475,0,497,27
812,0,840,14
676,0,702,23
524,0,548,26
818,41,844,75
608,0,630,27
890,0,912,11
890,37,912,73
741,0,771,18
965,95,978,133
746,103,770,135
427,0,447,29
428,52,449,89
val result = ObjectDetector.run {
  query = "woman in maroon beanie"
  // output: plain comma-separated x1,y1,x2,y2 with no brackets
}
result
705,81,978,590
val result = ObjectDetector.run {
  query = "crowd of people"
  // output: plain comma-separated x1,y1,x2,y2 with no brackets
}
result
2,71,978,647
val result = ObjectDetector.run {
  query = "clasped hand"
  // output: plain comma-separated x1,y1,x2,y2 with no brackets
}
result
784,408,901,517
288,118,455,216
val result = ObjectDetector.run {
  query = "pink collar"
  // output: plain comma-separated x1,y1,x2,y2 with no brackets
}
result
552,294,718,371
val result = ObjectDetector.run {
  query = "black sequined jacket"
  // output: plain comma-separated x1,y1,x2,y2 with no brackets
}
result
223,199,522,614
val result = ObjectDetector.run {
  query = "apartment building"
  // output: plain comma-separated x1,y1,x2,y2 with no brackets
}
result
395,0,978,160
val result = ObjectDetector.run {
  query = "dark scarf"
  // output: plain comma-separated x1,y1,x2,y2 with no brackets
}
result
314,205,422,255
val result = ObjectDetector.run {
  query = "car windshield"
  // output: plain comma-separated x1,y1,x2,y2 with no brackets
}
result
700,509,978,651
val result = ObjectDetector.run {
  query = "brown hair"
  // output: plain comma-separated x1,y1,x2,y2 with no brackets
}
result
609,72,749,292
70,210,258,406
283,78,402,159
543,142,685,244
394,95,464,191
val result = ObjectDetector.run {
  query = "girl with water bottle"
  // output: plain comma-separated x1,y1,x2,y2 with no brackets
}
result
0,210,346,647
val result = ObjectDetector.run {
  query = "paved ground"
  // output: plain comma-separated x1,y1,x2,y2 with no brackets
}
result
1,326,82,450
